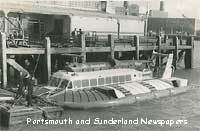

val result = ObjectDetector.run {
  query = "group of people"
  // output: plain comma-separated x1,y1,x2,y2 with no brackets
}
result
71,28,82,37
71,28,83,45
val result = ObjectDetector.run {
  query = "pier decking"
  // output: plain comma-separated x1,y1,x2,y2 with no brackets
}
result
0,105,63,127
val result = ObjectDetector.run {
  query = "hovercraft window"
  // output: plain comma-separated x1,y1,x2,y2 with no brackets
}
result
67,82,72,89
73,80,81,88
119,75,125,83
49,77,62,87
82,79,89,87
125,75,131,81
90,79,97,87
59,80,69,89
98,78,104,85
112,76,118,83
105,77,111,84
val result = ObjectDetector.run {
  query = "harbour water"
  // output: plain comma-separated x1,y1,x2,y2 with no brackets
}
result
1,68,200,131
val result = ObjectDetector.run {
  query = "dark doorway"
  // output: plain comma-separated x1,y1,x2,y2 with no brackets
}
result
54,19,63,34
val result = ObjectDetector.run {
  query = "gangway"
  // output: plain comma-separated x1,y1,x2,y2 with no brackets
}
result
7,59,29,77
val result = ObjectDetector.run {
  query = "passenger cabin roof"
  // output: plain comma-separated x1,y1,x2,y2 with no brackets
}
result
0,2,143,21
53,69,142,81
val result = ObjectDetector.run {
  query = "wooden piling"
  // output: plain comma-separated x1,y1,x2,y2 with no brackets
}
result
134,35,140,60
173,36,179,69
44,37,51,81
3,11,8,33
185,36,194,69
157,36,162,69
190,36,194,68
0,32,7,88
108,35,114,59
81,33,86,63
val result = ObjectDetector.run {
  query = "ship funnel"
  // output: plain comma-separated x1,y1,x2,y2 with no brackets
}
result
160,0,165,11
100,1,107,12
124,1,128,15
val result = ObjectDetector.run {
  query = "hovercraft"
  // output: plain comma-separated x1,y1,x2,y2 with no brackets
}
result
34,54,189,109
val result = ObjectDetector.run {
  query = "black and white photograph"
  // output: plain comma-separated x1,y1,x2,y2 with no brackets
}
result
0,0,200,131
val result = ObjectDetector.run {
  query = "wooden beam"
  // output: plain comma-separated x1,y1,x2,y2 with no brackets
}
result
173,36,179,69
108,35,114,59
44,37,51,81
160,45,175,50
134,35,139,60
86,47,111,52
157,36,162,76
184,36,194,69
61,54,83,57
6,48,45,54
114,46,136,51
3,11,8,33
179,45,192,50
81,34,86,63
51,47,82,54
0,32,7,88
139,46,158,51
190,36,194,68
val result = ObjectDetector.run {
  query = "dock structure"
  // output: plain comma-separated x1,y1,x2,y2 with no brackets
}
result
0,3,196,88
0,32,195,88
0,105,63,127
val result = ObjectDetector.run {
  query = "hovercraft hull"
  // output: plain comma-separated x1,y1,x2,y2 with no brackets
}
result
56,86,190,109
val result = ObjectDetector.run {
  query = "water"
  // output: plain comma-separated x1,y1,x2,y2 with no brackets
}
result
1,68,200,131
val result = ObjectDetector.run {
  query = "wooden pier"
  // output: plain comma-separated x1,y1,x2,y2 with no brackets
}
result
0,32,195,88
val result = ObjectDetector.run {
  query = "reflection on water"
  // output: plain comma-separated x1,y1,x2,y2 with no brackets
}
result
1,68,200,131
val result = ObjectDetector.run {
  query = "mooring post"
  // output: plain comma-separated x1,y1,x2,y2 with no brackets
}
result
190,36,194,68
134,35,140,60
158,35,162,69
164,35,167,43
108,34,114,59
81,33,86,63
3,11,8,33
173,36,179,69
45,37,51,81
0,32,7,88
185,36,194,69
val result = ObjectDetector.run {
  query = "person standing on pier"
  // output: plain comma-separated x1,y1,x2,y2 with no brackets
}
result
23,58,34,107
15,72,24,99
107,54,116,68
24,73,33,107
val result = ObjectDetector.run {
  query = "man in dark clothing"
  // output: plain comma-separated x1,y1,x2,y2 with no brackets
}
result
71,28,77,37
24,74,33,107
16,72,24,99
64,62,74,72
108,55,116,67
24,58,34,107
109,58,116,67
